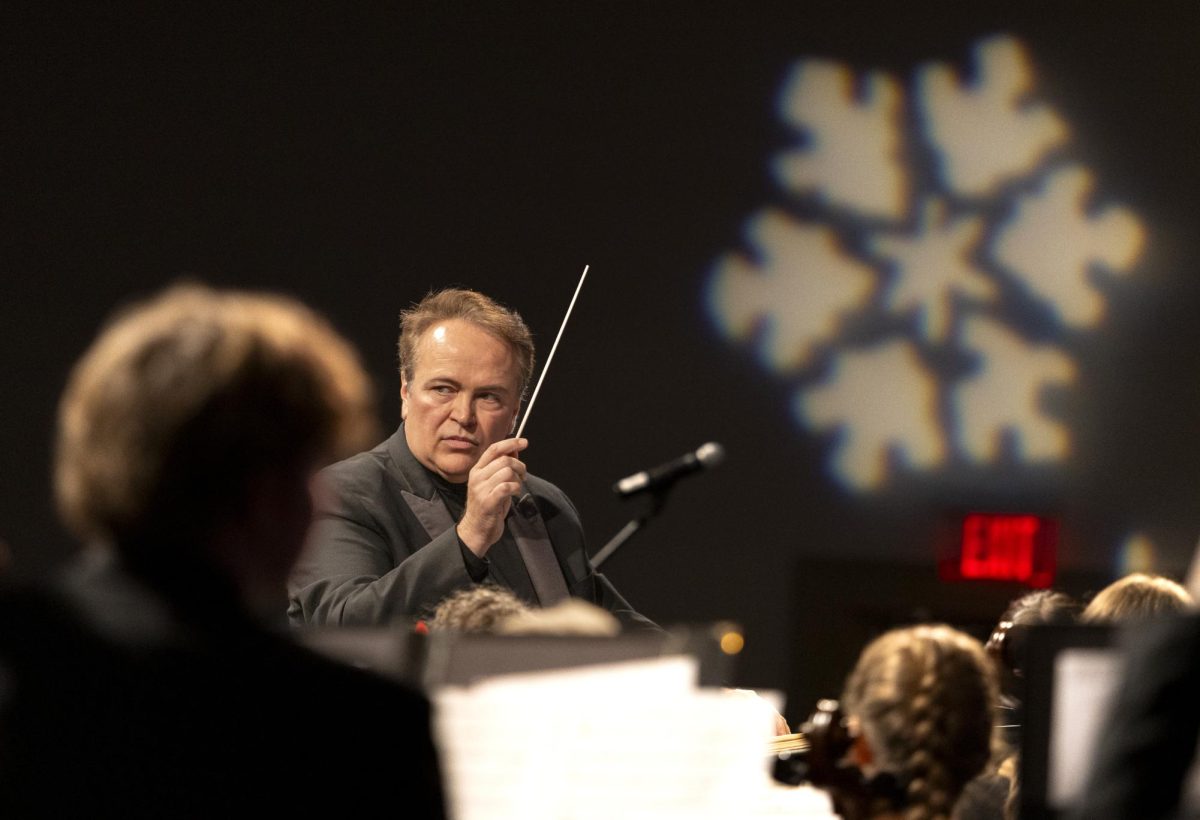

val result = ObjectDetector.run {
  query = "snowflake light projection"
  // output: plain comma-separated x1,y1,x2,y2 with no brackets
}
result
707,34,1145,492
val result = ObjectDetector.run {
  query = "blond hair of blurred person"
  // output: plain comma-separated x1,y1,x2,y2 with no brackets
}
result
1081,573,1194,624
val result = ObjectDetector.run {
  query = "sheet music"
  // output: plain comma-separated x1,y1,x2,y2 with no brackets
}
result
433,655,828,820
1048,647,1125,807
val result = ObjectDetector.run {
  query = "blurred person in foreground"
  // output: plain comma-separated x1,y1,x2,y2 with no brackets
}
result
0,284,445,817
826,625,999,820
288,288,655,630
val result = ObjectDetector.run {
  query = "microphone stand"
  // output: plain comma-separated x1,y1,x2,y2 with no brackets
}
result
590,486,671,570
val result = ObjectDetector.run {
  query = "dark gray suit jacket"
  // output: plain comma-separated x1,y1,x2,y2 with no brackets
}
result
288,425,655,630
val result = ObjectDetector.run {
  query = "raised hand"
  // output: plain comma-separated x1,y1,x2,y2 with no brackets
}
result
456,437,528,557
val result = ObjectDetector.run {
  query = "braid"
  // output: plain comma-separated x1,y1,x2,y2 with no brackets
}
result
842,625,998,820
900,666,939,819
901,647,968,819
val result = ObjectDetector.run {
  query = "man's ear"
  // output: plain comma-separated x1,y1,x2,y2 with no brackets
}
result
400,376,409,421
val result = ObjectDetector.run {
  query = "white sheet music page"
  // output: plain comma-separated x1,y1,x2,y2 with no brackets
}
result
433,654,794,820
1048,647,1124,808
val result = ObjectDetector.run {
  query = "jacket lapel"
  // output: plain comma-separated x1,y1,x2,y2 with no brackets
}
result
398,490,455,541
508,494,569,606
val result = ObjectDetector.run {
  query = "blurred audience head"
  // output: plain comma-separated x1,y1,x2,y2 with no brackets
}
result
429,585,531,633
841,624,998,820
428,586,622,638
55,283,376,596
986,589,1082,689
1081,572,1194,624
496,598,621,637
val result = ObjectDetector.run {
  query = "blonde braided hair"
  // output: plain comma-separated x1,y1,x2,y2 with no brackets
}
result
842,625,998,820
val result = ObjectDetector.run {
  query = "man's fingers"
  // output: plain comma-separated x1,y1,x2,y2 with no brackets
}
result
490,483,522,506
468,483,520,521
484,458,528,485
469,469,526,517
457,440,529,556
474,456,527,485
475,437,528,470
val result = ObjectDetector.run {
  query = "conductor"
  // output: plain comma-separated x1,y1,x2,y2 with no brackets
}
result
288,288,655,629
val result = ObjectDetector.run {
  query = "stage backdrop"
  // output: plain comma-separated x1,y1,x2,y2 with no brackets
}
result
4,2,1200,703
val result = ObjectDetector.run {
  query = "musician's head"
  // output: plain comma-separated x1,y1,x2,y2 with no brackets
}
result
398,289,533,482
1081,572,1194,624
429,584,531,633
55,283,376,595
497,598,621,637
986,589,1081,690
840,624,998,820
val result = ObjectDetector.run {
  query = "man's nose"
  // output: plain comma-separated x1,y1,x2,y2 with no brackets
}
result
450,392,476,426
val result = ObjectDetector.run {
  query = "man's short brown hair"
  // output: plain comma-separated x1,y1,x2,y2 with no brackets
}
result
55,283,378,549
398,289,535,400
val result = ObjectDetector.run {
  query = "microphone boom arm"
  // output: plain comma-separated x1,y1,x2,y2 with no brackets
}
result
592,442,724,570
590,476,673,570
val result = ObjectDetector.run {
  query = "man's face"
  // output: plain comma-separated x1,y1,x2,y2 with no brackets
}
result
401,319,522,482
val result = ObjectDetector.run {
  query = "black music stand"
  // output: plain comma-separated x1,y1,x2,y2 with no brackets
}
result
421,622,738,689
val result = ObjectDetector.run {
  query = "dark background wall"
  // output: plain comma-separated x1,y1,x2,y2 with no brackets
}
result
4,2,1200,718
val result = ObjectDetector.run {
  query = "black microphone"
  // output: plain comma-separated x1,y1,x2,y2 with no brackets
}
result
613,442,725,498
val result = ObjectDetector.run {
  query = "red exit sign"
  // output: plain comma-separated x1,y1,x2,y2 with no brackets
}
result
944,513,1057,587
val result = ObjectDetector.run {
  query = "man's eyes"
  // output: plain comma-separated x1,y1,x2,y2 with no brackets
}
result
428,385,503,404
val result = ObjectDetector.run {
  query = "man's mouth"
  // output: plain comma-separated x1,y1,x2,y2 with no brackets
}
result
442,435,478,447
